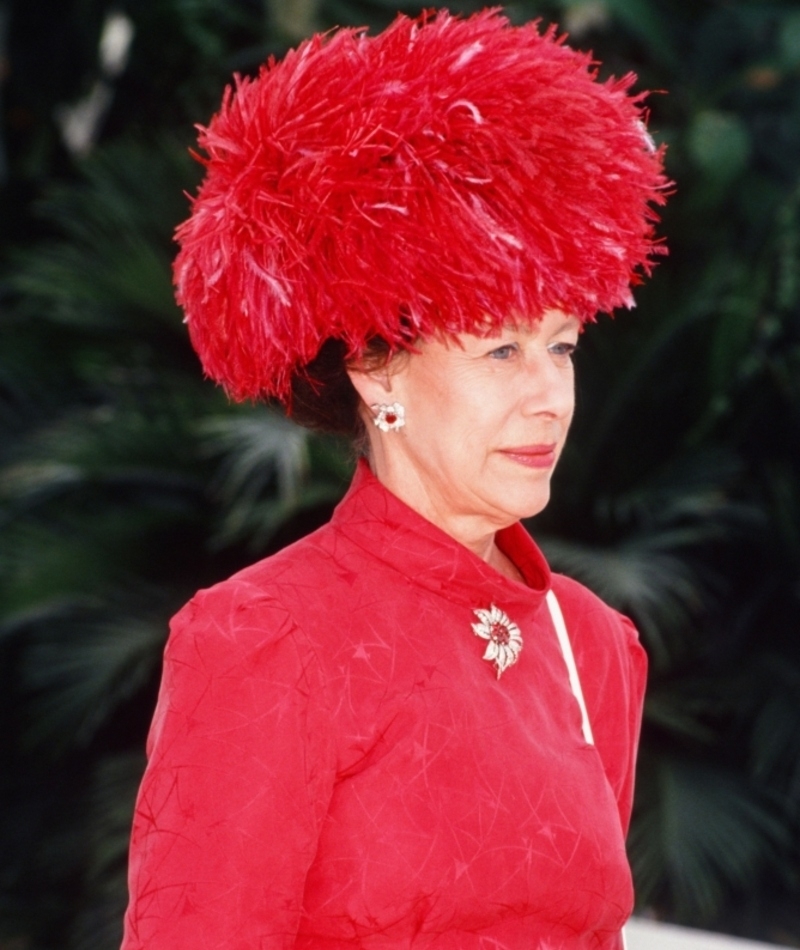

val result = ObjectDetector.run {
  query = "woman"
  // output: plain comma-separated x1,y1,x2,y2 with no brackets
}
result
122,9,667,949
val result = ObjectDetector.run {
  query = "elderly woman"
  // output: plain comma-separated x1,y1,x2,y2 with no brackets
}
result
121,9,667,950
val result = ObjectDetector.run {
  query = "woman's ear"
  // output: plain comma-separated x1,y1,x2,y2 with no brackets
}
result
346,361,395,410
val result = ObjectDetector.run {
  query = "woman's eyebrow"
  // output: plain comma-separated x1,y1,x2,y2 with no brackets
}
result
554,318,581,334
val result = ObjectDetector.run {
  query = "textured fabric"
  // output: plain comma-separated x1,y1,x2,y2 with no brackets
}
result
122,461,647,949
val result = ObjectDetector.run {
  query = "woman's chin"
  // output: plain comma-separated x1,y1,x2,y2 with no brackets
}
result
492,483,552,523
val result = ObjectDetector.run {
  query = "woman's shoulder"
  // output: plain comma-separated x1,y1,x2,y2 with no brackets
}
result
549,571,640,648
547,570,647,702
546,569,647,731
168,521,349,659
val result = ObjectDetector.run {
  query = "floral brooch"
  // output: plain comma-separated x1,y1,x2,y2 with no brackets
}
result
472,605,523,679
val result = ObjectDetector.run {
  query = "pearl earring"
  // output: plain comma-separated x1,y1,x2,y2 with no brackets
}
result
371,402,405,432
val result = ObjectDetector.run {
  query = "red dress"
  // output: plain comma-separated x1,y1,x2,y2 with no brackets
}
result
121,461,647,949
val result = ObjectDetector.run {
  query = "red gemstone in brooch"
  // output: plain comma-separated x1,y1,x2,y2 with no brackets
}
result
472,605,523,679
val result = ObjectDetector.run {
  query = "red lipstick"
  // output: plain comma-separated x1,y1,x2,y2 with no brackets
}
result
499,444,557,469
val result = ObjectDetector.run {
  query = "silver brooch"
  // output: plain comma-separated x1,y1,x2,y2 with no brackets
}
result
472,605,523,679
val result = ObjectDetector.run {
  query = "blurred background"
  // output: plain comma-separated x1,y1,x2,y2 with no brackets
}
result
1,0,799,947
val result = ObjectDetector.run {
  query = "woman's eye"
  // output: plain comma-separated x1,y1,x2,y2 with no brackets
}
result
489,344,518,360
548,341,577,360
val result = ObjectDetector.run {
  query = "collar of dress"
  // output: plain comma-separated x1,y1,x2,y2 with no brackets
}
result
330,459,551,616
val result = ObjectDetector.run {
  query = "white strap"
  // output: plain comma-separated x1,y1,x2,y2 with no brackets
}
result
546,590,594,746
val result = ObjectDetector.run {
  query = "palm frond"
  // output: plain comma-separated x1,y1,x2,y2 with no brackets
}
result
0,398,207,508
630,754,788,923
85,752,145,883
66,752,145,950
201,408,310,506
541,534,703,669
643,684,717,746
5,138,194,332
747,654,800,811
18,606,166,751
200,408,345,548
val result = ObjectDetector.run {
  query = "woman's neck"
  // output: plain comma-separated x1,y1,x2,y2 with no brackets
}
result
362,453,525,584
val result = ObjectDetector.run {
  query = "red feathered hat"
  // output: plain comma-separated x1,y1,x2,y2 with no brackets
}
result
174,8,668,403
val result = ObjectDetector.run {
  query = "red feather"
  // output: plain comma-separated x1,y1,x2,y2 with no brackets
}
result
174,9,669,403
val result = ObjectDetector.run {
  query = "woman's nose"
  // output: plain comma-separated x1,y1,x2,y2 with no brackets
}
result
519,356,575,420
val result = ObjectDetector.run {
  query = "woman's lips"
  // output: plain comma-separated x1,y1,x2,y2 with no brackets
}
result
498,444,558,469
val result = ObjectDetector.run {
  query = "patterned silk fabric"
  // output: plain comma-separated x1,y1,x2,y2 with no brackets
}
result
122,461,647,949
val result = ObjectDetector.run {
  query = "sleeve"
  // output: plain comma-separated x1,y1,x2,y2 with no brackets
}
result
120,581,337,950
551,574,648,837
595,613,648,836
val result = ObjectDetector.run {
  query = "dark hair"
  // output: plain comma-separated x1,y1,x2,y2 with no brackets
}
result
289,337,393,438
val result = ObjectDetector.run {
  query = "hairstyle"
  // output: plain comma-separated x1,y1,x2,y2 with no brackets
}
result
174,9,668,420
289,337,391,438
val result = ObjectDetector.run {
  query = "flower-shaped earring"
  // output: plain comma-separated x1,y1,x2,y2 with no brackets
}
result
371,402,405,432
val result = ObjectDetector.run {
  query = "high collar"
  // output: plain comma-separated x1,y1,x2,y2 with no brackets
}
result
330,459,551,615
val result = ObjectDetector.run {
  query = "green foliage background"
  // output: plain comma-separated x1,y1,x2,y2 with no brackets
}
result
1,0,800,947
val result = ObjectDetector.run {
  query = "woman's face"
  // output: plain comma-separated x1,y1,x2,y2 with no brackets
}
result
350,309,580,543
